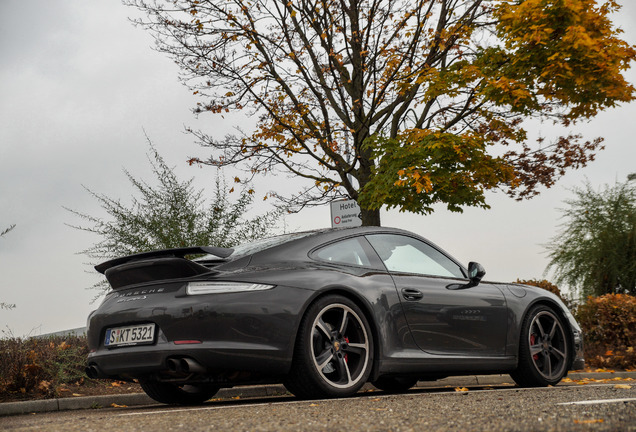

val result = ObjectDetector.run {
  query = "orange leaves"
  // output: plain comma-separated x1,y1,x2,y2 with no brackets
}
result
395,167,433,194
574,419,604,424
576,294,636,370
493,0,636,120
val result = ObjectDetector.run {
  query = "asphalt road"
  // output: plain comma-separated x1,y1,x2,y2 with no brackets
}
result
1,383,634,431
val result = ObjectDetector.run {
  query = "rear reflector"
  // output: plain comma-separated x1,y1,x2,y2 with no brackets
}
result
173,340,202,345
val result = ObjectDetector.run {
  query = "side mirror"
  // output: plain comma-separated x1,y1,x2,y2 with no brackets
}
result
447,262,486,290
468,262,486,286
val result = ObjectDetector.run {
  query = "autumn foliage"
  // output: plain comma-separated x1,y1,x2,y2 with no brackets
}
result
575,294,636,369
0,336,89,400
127,0,635,225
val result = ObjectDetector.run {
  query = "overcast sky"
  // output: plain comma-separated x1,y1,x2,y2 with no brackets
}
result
1,1,635,337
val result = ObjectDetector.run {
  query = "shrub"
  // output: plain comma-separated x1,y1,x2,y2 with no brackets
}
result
575,294,636,369
0,335,90,399
515,279,573,309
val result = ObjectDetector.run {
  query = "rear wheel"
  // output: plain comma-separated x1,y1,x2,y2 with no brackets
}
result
372,376,418,393
140,380,220,405
511,304,570,387
285,295,374,399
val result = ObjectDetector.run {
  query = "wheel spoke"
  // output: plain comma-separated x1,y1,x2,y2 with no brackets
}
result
316,349,334,370
552,346,566,360
338,310,349,335
534,318,546,338
548,320,558,339
530,344,543,356
345,342,367,357
315,318,332,340
334,354,352,385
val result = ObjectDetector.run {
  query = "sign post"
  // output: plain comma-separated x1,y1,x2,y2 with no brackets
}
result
330,200,363,228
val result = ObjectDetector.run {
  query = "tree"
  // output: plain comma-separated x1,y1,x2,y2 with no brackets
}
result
67,140,280,291
1,224,16,310
545,180,636,297
127,0,635,225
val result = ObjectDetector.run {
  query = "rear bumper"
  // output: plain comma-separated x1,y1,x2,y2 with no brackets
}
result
87,339,292,379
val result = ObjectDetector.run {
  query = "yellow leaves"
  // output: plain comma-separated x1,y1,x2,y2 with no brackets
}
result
574,419,604,424
614,384,632,389
395,168,433,194
38,380,51,392
110,403,128,408
454,387,469,392
58,341,70,350
565,376,634,385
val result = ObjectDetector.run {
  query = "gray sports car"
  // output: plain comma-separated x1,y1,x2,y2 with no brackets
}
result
85,226,584,404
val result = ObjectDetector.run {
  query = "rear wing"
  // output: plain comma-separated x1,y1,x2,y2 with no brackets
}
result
95,246,234,274
95,246,234,290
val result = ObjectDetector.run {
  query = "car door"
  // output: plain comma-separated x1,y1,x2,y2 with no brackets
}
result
366,233,508,357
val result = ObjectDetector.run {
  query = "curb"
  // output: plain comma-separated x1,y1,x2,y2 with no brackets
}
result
1,372,634,417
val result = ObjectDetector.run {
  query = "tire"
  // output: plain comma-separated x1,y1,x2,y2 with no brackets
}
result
510,304,570,387
372,376,418,393
285,295,374,399
140,380,220,405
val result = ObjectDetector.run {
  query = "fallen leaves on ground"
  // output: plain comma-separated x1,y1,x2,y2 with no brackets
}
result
454,387,469,392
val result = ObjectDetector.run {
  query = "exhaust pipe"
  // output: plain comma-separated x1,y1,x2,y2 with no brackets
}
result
180,358,206,374
85,364,102,379
166,357,206,373
166,358,182,372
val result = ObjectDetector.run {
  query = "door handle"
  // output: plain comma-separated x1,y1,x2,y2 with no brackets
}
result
401,288,423,301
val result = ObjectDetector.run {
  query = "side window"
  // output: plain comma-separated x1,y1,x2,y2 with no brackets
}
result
312,237,373,267
366,234,465,278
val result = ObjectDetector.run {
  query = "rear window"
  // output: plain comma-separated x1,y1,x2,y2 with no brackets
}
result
196,231,317,261
312,237,373,267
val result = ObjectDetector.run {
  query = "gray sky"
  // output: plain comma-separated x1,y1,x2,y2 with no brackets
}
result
1,1,635,337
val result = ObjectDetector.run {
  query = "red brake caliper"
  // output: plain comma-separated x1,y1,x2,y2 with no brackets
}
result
345,337,350,363
530,334,538,360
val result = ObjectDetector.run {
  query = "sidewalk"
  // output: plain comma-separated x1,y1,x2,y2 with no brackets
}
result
1,371,634,417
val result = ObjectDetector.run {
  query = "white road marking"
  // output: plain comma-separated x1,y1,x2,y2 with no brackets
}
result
557,398,636,406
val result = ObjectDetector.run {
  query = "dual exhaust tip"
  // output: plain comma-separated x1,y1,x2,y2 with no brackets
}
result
166,357,206,374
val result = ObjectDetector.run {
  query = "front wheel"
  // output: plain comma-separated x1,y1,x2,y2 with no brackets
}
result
511,305,570,387
285,295,374,399
140,380,220,405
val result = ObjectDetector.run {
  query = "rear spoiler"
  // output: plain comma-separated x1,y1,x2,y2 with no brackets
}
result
95,246,234,274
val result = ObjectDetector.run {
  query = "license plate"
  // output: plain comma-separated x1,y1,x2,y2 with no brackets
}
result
105,323,155,347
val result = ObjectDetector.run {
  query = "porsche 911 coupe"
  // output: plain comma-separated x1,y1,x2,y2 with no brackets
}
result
85,226,584,404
